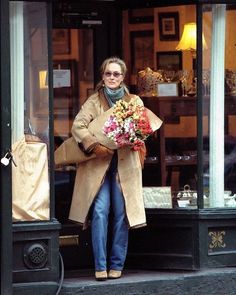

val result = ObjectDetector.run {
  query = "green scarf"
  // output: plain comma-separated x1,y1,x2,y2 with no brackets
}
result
104,86,124,107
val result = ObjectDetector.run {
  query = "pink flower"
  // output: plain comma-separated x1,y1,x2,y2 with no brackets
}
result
103,100,154,150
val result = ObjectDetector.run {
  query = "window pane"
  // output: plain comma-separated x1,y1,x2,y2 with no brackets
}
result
10,2,50,221
127,6,198,209
203,4,236,208
53,29,94,223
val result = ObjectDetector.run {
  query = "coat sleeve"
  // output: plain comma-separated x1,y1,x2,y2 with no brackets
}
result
71,95,100,152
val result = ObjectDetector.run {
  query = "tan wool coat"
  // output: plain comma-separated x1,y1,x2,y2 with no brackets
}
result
69,90,146,229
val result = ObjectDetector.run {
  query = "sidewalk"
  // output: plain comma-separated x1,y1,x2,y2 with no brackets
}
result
60,268,236,295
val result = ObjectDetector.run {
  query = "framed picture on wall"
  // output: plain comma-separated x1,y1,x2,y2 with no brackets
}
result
158,12,179,41
130,30,154,74
128,8,154,24
156,51,182,71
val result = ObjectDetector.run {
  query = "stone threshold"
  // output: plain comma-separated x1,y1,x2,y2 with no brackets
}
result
60,268,236,295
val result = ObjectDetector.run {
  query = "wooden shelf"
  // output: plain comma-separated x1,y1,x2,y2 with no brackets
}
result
142,95,236,191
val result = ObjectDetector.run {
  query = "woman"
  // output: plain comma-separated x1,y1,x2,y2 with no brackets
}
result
69,57,147,281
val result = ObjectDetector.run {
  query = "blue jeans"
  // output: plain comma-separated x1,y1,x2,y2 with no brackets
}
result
91,153,129,271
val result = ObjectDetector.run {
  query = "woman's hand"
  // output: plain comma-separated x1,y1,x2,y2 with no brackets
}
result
93,144,114,158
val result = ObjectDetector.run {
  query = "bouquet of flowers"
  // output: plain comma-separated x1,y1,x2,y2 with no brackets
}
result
103,100,153,150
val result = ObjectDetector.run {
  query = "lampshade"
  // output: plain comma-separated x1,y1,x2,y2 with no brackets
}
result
176,22,207,52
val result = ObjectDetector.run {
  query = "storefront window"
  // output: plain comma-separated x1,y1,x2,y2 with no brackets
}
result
122,4,236,210
123,5,198,209
10,1,50,221
202,4,236,208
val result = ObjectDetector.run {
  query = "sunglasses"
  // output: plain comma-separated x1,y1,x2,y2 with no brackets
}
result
104,71,123,78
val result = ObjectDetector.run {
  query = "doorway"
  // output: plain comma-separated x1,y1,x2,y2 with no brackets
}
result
53,28,95,269
51,0,123,269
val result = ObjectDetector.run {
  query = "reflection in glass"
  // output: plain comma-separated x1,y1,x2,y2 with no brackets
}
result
10,2,50,221
202,69,210,96
225,70,236,96
53,29,94,223
203,4,236,208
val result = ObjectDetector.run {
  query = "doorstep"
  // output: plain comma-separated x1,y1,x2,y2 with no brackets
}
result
59,268,236,295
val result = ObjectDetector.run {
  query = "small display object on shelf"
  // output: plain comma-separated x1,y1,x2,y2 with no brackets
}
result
157,82,179,97
143,186,172,208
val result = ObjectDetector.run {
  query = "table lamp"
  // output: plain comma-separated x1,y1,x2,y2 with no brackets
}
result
176,22,207,70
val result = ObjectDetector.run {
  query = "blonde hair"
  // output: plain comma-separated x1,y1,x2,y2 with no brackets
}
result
95,56,129,93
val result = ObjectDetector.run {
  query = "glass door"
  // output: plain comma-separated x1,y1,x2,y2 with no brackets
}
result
10,1,51,222
53,28,94,224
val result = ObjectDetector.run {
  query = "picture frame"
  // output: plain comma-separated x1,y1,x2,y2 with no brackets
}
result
156,51,182,71
128,8,154,24
130,30,154,74
157,82,179,97
158,12,179,41
52,29,71,55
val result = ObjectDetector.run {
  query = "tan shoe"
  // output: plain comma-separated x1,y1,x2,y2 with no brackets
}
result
108,270,122,279
95,270,107,281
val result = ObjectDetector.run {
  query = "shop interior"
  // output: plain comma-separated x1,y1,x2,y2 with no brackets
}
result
53,4,236,224
7,2,236,280
7,1,236,286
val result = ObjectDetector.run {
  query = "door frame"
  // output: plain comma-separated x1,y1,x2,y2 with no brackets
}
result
0,0,13,293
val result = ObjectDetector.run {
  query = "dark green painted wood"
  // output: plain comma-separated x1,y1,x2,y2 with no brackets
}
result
47,2,57,220
4,2,236,295
13,282,58,295
13,221,61,284
0,0,12,293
